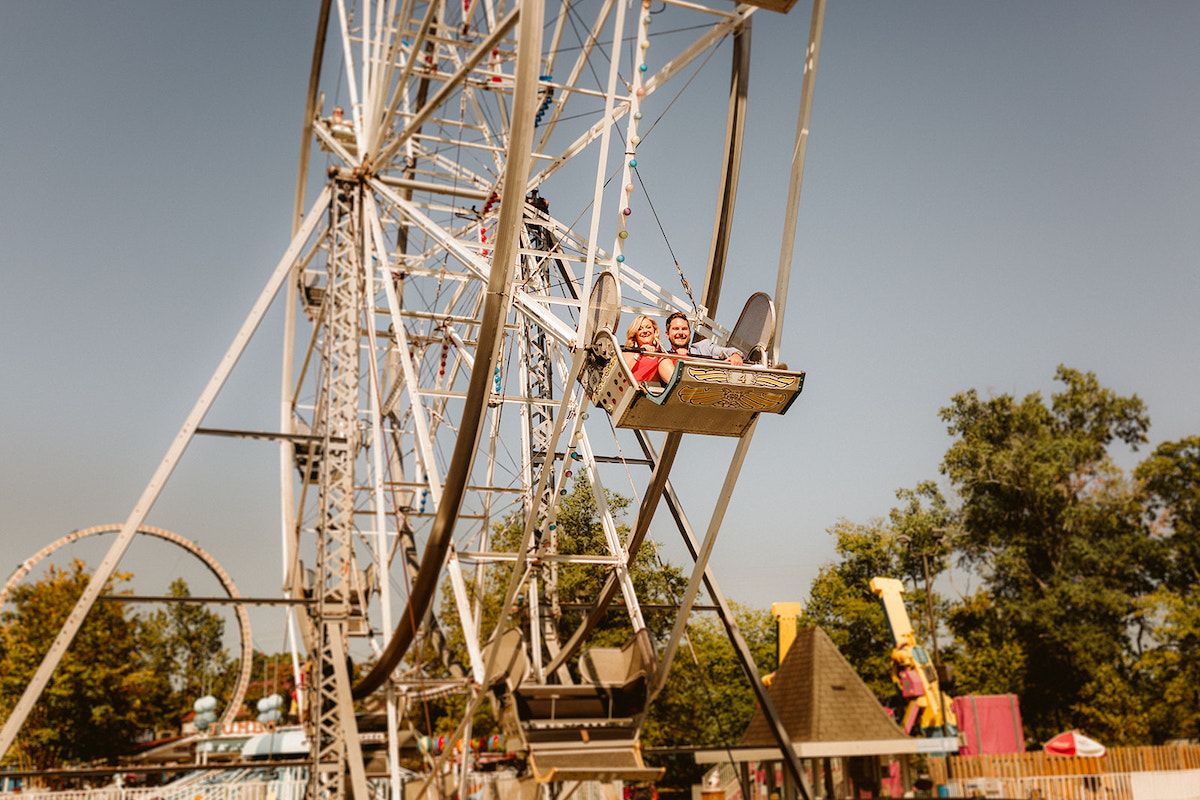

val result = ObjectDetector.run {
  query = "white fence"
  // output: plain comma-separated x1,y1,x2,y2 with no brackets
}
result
0,775,623,800
948,768,1200,800
1129,771,1200,800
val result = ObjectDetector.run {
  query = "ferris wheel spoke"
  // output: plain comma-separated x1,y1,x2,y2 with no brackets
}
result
541,0,574,76
377,8,520,167
334,0,366,148
368,198,447,506
371,178,578,349
534,0,618,152
376,1,440,151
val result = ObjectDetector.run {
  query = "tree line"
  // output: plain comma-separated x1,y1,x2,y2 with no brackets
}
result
0,572,294,771
2,365,1196,773
803,366,1200,745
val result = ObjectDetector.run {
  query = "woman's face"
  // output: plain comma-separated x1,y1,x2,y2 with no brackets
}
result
636,319,657,344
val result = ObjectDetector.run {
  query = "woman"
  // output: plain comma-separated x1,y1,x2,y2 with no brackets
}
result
623,315,673,383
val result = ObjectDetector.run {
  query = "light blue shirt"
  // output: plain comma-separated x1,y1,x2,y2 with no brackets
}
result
662,337,741,360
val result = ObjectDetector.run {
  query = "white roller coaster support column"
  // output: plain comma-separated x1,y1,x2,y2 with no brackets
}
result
772,0,825,366
0,186,332,762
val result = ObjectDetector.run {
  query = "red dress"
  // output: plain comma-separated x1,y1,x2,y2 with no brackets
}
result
631,350,663,381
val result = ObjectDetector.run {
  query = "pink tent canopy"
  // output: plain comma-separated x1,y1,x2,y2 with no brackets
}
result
1044,730,1106,757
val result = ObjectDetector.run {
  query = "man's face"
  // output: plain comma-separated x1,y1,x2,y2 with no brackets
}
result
667,317,691,350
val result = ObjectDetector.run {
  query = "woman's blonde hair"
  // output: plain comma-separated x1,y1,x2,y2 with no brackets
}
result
624,315,659,349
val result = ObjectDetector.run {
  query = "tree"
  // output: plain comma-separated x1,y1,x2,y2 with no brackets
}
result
0,561,161,771
1113,586,1200,743
419,480,687,736
1099,436,1200,743
797,370,1200,744
944,589,1027,699
137,578,230,724
801,482,957,705
1135,435,1200,591
644,604,775,788
801,517,901,701
938,366,1155,739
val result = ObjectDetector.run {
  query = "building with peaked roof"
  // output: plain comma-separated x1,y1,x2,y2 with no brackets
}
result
695,627,956,799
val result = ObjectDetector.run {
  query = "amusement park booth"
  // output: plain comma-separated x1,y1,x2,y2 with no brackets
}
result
694,627,957,800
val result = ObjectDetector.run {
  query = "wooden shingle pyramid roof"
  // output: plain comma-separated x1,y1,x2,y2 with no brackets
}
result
739,626,909,747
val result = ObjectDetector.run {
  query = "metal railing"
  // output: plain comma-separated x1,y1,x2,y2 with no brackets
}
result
0,773,627,800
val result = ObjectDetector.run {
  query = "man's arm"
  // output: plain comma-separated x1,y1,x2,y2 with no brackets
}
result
688,338,743,364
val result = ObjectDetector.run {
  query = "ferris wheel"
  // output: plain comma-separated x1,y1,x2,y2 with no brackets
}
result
279,0,824,794
0,0,825,797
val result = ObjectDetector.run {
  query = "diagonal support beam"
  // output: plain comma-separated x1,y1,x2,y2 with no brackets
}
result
639,433,814,800
376,8,521,167
652,419,758,695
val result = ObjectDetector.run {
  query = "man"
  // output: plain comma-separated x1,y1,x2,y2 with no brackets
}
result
663,311,743,366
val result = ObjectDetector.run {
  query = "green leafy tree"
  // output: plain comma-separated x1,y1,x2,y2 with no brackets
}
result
1085,437,1200,743
424,478,776,785
0,561,161,771
801,517,900,700
938,366,1155,740
1136,435,1200,591
799,371,1200,744
802,483,957,703
137,578,230,723
644,604,775,787
1111,587,1200,743
944,590,1027,700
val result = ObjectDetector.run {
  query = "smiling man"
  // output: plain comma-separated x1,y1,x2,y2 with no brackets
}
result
663,311,743,366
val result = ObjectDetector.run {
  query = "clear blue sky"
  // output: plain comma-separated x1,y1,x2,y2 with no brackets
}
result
2,2,1198,651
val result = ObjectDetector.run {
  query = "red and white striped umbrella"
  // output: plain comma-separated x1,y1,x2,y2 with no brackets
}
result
1044,730,1107,757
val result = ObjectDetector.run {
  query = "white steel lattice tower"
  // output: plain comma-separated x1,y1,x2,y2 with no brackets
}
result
308,177,369,799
